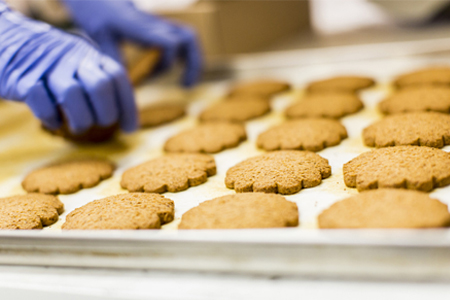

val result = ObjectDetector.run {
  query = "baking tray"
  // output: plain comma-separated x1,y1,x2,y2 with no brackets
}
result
2,49,450,280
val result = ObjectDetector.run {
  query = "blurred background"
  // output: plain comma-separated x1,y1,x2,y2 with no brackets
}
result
8,0,450,65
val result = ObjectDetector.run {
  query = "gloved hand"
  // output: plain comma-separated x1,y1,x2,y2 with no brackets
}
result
0,5,138,134
62,0,202,87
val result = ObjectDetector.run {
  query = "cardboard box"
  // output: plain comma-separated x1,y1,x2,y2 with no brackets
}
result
157,0,311,57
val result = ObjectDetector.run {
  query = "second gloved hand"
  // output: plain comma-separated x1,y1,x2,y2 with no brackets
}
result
0,7,138,134
63,0,202,87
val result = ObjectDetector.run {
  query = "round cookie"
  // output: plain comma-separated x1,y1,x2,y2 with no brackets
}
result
121,153,216,193
285,93,364,119
199,98,270,123
318,189,450,229
225,150,331,195
394,67,450,89
379,86,450,115
0,194,64,229
306,76,375,93
226,94,271,103
179,193,299,229
44,122,118,144
62,193,174,230
257,118,348,152
22,158,115,195
363,112,450,148
228,79,291,98
343,146,450,192
164,122,246,153
139,103,185,128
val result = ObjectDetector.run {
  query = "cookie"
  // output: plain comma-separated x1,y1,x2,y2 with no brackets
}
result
379,86,450,115
0,194,64,229
257,118,348,152
306,76,375,93
199,98,270,123
394,67,450,89
44,122,118,144
139,103,185,128
62,193,174,230
228,79,291,98
226,94,271,103
285,93,364,119
343,146,450,192
225,150,331,195
179,193,299,229
363,112,450,148
22,158,115,195
164,122,246,153
121,153,216,193
318,189,450,228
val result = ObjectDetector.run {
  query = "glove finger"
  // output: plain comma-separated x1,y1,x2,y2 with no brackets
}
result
24,80,61,130
46,64,95,134
176,27,203,87
91,30,123,64
77,52,119,127
100,55,138,132
8,35,74,100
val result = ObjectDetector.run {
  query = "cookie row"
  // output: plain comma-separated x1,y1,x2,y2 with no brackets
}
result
3,188,449,230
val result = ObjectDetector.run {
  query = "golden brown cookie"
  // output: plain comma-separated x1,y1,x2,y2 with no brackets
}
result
22,158,115,195
225,150,331,195
44,122,118,144
62,193,174,230
318,189,450,228
306,76,375,93
199,98,270,123
343,146,450,192
226,94,271,103
394,67,450,89
379,86,450,115
179,193,299,229
228,79,291,98
164,122,247,153
0,194,64,229
121,153,216,193
139,103,185,128
285,93,364,119
363,112,450,148
257,118,348,152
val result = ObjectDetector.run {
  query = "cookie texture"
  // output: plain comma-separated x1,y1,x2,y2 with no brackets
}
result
0,194,64,229
286,93,363,119
179,193,299,229
343,146,450,192
319,189,450,228
62,193,174,230
394,67,450,89
306,76,375,93
257,118,348,152
139,103,185,128
44,122,118,144
363,112,450,148
164,122,246,153
228,79,291,98
199,98,270,122
121,153,216,193
379,86,450,115
22,158,115,195
225,150,331,195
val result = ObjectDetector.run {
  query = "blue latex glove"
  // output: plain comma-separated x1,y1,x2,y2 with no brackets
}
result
62,0,202,87
0,5,138,134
